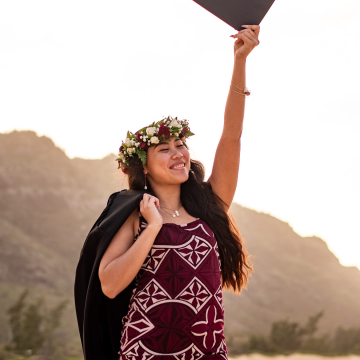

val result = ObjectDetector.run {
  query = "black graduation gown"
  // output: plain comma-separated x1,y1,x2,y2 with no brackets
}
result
74,188,155,360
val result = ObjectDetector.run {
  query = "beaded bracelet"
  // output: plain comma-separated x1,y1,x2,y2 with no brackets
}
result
230,81,251,96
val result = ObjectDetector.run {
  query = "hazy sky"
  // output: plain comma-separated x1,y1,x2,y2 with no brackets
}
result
1,0,359,269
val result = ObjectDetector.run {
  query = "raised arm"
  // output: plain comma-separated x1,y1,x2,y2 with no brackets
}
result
207,25,260,211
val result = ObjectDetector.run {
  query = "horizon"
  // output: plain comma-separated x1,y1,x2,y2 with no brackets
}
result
2,128,359,272
1,0,359,270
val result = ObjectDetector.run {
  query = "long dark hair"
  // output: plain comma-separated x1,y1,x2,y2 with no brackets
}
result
125,141,253,294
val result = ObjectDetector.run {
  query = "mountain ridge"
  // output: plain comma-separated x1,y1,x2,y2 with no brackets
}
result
0,130,359,350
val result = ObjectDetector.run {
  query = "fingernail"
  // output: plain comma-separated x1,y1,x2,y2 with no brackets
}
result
242,25,248,27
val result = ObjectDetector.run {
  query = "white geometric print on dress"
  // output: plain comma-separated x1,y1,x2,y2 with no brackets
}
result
119,213,228,359
135,279,171,312
184,223,212,237
121,302,155,350
121,342,140,358
213,242,222,270
190,304,224,349
121,342,156,360
141,248,170,273
175,277,212,313
174,344,205,360
139,341,204,357
174,236,212,269
214,284,225,312
216,339,228,359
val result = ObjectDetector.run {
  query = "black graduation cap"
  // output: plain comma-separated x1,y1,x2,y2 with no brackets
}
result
192,0,275,30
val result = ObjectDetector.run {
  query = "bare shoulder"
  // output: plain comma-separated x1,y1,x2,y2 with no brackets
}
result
98,206,140,274
122,206,139,241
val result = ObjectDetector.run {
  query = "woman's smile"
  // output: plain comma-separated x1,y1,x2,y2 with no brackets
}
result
170,162,186,170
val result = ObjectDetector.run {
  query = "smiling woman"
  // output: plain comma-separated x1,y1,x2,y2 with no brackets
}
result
144,136,191,192
96,23,260,360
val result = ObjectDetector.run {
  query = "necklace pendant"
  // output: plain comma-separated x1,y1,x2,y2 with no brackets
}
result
175,210,180,217
172,213,176,218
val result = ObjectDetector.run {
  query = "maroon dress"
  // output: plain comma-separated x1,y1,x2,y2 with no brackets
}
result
118,211,228,360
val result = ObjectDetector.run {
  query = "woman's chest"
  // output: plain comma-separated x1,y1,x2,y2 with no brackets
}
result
134,219,222,293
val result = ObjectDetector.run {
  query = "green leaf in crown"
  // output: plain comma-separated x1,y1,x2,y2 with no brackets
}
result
136,149,147,165
116,115,195,173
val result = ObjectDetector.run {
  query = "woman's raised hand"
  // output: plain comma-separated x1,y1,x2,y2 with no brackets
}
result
140,194,163,229
230,25,260,61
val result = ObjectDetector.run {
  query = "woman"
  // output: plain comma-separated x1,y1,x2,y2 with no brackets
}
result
99,25,260,360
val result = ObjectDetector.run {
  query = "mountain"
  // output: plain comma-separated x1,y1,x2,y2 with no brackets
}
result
0,130,359,355
225,203,360,339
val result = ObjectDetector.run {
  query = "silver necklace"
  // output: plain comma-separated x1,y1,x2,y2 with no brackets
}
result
160,205,183,218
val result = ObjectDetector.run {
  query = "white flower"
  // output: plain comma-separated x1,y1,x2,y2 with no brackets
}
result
147,141,151,145
146,127,156,136
170,119,179,128
174,132,179,137
135,142,140,147
118,153,124,160
127,147,135,154
150,136,159,144
125,138,131,147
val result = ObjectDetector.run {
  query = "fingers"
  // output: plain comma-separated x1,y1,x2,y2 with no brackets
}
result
143,193,151,208
235,32,259,47
230,27,258,38
231,28,259,45
234,36,244,46
230,29,247,38
142,193,149,207
242,31,260,46
156,198,160,208
151,196,160,209
139,195,147,216
242,24,260,37
139,196,144,213
142,193,160,209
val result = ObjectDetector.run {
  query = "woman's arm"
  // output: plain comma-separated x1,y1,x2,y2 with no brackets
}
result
98,208,161,299
99,194,163,299
207,25,260,211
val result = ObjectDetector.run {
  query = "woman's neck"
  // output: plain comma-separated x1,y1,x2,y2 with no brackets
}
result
150,183,182,210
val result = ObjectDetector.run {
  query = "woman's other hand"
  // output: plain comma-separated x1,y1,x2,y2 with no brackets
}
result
140,194,163,229
230,25,260,61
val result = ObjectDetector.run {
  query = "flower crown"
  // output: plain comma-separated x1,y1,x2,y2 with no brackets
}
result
116,116,195,173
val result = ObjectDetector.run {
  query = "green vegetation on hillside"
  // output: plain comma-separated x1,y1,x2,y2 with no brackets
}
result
1,131,360,359
227,310,360,356
4,288,68,359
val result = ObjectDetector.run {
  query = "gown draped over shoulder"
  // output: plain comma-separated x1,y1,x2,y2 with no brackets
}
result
118,211,228,360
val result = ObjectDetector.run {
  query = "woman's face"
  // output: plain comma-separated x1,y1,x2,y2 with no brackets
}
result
144,136,190,186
